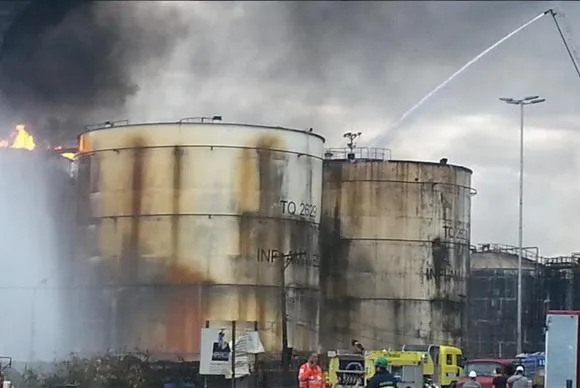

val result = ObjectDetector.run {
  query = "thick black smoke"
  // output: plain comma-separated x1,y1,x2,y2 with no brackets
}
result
0,0,188,144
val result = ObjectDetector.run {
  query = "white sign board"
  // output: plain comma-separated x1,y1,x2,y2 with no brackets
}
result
200,328,232,375
225,331,265,379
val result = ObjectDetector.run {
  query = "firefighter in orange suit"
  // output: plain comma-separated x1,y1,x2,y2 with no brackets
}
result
298,352,324,388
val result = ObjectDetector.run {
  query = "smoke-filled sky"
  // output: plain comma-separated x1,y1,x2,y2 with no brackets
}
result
127,0,580,257
2,0,580,260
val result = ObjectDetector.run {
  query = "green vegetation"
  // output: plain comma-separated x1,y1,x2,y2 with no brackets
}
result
11,352,186,388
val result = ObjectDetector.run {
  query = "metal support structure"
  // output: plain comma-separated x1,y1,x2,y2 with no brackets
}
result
518,101,524,356
231,320,236,388
281,255,293,371
499,96,546,354
179,116,222,124
253,320,259,388
204,320,209,388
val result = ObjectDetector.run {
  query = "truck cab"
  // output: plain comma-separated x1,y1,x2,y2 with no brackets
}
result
402,344,464,387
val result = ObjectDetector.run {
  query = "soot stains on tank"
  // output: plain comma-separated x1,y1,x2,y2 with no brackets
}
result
430,298,464,341
116,137,146,352
171,146,183,266
391,299,403,342
238,135,283,257
119,137,146,284
429,237,450,290
320,161,353,347
236,134,286,336
255,135,285,214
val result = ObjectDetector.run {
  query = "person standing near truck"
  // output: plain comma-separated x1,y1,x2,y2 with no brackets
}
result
366,357,397,388
298,353,324,388
493,367,508,388
507,366,532,388
463,371,482,388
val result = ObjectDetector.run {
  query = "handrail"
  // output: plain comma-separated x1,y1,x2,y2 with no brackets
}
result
324,147,391,161
471,243,580,268
471,243,540,262
83,120,129,131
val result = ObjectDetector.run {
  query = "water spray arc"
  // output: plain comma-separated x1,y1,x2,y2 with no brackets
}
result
371,9,553,147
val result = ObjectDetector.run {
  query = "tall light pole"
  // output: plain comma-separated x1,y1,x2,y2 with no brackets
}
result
499,95,546,355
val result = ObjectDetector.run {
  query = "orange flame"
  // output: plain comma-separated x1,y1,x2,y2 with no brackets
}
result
0,125,36,150
53,146,76,160
0,125,77,160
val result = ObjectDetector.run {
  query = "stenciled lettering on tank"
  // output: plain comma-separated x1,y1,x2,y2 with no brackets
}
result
425,266,462,280
279,199,317,219
256,248,320,267
442,221,469,242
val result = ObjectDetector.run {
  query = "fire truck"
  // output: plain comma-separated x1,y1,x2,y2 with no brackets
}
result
325,349,431,388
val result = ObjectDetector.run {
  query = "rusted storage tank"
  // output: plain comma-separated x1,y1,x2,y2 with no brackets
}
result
320,148,473,350
467,244,544,358
74,121,324,358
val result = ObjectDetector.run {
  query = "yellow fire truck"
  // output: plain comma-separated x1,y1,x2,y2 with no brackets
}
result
326,349,424,388
401,344,464,387
325,345,464,388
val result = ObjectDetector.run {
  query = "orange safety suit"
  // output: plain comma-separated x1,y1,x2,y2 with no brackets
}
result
298,362,324,388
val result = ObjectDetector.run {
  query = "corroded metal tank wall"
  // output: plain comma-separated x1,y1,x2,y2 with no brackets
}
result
0,149,74,360
320,155,473,350
74,122,324,358
467,246,545,357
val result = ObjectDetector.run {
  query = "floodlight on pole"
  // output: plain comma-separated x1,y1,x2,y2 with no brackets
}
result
499,95,546,355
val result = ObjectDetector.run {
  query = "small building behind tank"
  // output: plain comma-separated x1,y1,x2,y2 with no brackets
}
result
466,243,545,358
73,118,324,359
320,140,474,350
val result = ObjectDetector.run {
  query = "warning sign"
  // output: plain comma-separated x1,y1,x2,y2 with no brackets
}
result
200,328,232,375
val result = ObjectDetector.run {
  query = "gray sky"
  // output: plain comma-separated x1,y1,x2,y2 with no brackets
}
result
120,1,580,257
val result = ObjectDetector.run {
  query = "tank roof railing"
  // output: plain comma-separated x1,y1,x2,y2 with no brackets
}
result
83,120,129,131
543,254,580,268
471,243,541,263
324,147,391,161
472,243,580,268
179,116,223,124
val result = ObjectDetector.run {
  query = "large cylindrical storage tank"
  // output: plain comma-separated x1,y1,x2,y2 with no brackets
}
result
74,121,324,358
467,245,544,358
320,151,473,350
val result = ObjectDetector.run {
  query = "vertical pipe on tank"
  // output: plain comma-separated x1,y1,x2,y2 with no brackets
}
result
280,256,289,370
